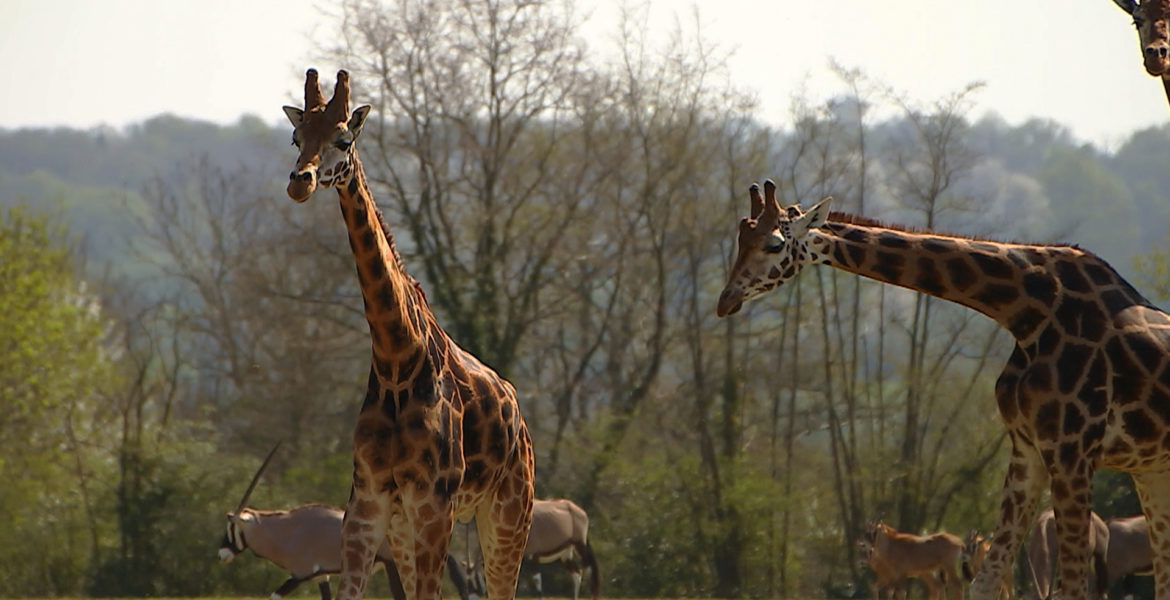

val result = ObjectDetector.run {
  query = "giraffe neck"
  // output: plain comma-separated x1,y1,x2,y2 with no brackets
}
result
805,215,1148,343
336,154,432,380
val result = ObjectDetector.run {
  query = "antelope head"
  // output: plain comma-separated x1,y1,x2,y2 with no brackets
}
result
218,442,282,563
960,529,989,582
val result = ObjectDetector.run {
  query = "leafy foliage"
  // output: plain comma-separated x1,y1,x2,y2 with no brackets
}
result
0,207,114,595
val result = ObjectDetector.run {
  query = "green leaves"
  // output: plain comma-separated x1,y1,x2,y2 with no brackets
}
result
0,207,115,596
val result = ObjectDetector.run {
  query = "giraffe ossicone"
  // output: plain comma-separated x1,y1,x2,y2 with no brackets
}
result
283,68,535,600
719,178,1170,600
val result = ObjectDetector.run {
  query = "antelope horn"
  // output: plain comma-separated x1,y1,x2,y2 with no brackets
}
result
234,441,282,515
326,70,351,121
748,183,763,219
305,69,326,111
762,179,781,216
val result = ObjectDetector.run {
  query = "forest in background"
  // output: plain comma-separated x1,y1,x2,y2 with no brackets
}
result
3,0,1170,597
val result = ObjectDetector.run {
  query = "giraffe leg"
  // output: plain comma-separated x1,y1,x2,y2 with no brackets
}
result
1129,471,1170,600
972,435,1049,600
413,506,454,600
381,558,407,600
337,487,393,600
387,484,454,600
477,462,534,600
384,508,421,600
1049,468,1095,600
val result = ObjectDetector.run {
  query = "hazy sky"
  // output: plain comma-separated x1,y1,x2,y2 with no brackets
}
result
3,0,1167,148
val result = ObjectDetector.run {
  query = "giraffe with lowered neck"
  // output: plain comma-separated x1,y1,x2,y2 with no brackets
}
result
717,181,1170,600
282,69,535,600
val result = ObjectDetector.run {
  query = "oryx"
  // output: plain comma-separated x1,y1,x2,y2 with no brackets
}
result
1104,515,1153,600
467,498,600,600
218,444,470,600
1025,509,1110,600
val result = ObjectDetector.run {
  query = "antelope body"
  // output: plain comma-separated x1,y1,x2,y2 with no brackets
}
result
859,538,916,600
527,499,599,600
1027,509,1110,600
1105,515,1153,598
862,521,964,600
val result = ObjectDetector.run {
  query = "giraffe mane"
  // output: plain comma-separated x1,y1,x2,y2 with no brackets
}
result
371,204,422,295
346,153,422,297
823,210,1157,306
824,210,1081,250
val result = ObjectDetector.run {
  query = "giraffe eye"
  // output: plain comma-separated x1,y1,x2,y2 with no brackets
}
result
335,138,352,151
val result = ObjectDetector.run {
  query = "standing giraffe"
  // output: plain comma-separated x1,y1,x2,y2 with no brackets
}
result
282,69,535,600
1111,0,1170,108
715,180,1170,600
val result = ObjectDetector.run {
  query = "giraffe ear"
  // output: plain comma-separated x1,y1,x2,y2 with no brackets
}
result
283,106,304,128
790,196,832,237
349,105,372,137
1112,0,1137,15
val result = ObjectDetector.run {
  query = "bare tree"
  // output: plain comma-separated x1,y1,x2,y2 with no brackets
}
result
130,159,363,464
326,0,589,374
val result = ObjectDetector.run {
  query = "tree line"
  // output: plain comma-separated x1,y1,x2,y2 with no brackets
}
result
2,0,1170,597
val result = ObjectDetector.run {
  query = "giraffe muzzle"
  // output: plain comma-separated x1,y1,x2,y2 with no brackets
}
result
287,169,316,202
1144,42,1170,75
716,287,744,317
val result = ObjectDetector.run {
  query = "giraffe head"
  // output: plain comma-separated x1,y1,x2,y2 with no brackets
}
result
282,69,372,202
715,179,831,317
1114,0,1170,77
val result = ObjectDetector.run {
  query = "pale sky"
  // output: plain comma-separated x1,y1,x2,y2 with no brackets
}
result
3,0,1167,148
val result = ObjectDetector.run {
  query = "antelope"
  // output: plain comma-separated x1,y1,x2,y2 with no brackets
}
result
218,445,470,600
861,520,964,600
1026,509,1110,600
960,530,1012,599
1104,515,1153,599
467,498,600,600
1111,0,1170,108
859,537,915,600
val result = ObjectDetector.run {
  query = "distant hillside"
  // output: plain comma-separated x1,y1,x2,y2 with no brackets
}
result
0,114,289,278
2,111,1169,296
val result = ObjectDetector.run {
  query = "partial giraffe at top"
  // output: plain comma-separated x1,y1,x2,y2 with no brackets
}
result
716,179,1170,600
1112,0,1170,108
